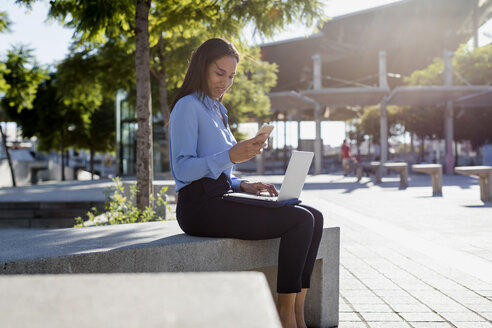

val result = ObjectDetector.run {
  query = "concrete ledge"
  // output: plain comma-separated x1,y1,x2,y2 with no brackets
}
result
0,221,340,328
0,272,281,328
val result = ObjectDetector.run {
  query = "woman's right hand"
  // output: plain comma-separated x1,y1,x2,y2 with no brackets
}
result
229,134,268,164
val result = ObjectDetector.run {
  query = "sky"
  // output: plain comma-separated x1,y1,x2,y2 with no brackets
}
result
0,0,407,66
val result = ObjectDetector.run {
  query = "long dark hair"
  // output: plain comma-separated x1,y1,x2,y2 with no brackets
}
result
170,38,240,112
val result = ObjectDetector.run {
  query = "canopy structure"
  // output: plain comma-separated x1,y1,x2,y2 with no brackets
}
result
268,91,315,112
301,87,389,107
259,0,492,175
452,87,492,108
386,86,492,107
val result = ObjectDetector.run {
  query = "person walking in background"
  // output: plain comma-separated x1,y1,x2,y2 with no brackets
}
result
340,139,351,176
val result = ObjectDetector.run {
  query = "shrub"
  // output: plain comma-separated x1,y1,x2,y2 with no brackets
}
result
74,177,172,227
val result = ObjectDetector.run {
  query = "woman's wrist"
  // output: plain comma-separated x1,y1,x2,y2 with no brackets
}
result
240,180,249,192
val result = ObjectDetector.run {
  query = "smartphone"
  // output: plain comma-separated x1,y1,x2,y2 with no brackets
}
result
256,123,274,138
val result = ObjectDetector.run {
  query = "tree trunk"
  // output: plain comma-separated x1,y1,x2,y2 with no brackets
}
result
157,36,170,171
135,0,153,213
90,144,95,180
61,128,65,181
0,124,16,187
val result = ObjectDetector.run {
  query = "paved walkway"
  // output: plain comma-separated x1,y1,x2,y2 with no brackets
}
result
1,172,491,327
246,173,492,328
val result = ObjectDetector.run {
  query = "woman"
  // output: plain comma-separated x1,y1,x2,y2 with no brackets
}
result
169,38,323,328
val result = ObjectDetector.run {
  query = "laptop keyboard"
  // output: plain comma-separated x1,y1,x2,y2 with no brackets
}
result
232,193,278,201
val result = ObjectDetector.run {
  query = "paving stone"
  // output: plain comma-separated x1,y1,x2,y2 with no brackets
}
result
367,322,412,328
359,312,402,322
380,295,421,304
342,290,379,298
481,313,492,320
409,322,454,328
440,311,488,322
347,296,386,305
466,303,492,312
340,302,354,312
337,322,368,328
352,304,394,313
339,312,363,321
399,312,445,322
456,297,492,305
428,302,472,313
451,322,492,328
476,290,492,297
391,303,434,313
372,289,409,297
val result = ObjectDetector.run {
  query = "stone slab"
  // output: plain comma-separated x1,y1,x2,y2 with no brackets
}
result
0,221,340,328
0,272,281,328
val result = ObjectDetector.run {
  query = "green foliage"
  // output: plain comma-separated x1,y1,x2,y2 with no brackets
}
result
1,46,47,114
403,44,492,149
454,44,492,85
0,62,8,95
405,44,492,86
392,106,444,140
48,0,135,45
74,177,172,227
404,57,444,86
5,73,80,151
0,11,10,108
0,11,10,33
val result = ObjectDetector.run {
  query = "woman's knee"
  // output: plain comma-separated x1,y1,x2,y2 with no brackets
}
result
291,206,315,231
300,205,324,229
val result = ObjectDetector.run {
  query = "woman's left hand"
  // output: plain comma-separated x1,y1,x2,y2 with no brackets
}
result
240,181,278,196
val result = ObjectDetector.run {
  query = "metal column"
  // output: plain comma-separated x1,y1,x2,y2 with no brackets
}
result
379,97,388,182
379,50,389,90
444,50,454,174
312,53,322,174
378,50,389,181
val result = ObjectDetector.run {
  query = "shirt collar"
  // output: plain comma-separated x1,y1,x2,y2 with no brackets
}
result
193,91,226,113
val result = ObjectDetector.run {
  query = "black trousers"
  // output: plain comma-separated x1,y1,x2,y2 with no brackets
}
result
176,174,324,294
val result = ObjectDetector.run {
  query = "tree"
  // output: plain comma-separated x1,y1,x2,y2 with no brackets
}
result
17,0,325,212
56,49,126,179
1,46,47,186
5,73,81,180
0,11,10,93
69,100,116,179
404,44,492,153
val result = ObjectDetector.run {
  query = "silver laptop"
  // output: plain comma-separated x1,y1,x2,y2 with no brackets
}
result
222,151,314,207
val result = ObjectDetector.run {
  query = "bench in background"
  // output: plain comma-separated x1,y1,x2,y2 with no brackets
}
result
455,166,492,202
412,164,443,196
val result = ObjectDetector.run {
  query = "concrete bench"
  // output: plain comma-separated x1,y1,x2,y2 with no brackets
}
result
363,162,408,188
0,221,340,328
0,272,281,328
412,164,443,196
455,166,492,202
383,162,408,189
364,161,383,183
29,164,48,185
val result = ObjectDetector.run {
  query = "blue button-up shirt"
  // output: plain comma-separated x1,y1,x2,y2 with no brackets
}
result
169,92,243,192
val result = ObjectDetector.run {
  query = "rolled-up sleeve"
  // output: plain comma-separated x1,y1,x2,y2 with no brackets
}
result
169,100,233,183
230,177,243,192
